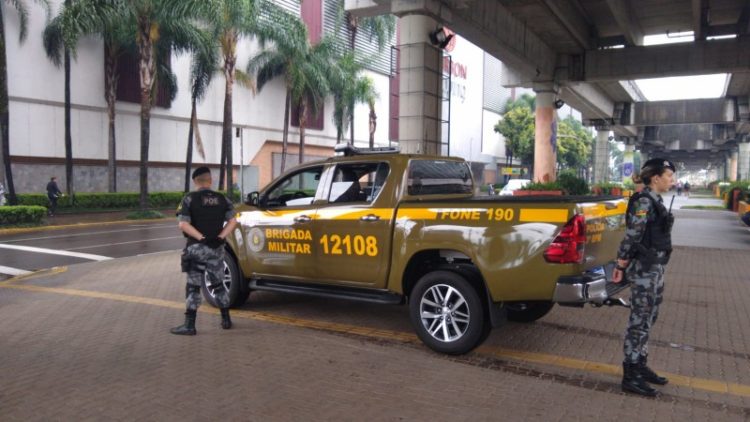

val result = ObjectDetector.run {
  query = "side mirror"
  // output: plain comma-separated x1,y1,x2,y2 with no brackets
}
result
246,191,260,207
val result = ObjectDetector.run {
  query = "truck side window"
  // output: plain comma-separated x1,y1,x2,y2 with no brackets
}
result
329,162,388,204
265,167,323,208
407,160,473,195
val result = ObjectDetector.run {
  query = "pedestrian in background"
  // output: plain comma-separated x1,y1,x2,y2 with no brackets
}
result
46,176,63,216
612,158,676,397
683,181,690,198
487,183,495,196
171,166,238,336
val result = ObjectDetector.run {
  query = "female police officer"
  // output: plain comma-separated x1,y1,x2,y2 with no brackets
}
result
612,158,675,397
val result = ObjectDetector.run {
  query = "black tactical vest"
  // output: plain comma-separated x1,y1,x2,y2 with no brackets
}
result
626,191,673,253
185,190,228,245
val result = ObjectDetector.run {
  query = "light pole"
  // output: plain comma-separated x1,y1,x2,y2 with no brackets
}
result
235,127,244,199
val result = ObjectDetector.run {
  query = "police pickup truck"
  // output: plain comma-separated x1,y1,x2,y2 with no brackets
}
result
206,145,628,354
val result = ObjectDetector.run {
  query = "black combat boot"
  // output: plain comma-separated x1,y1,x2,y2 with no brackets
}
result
170,311,197,335
622,362,658,397
220,308,232,330
638,356,668,385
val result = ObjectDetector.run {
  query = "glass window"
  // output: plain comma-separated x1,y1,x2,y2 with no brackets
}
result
407,160,473,195
328,162,389,204
264,166,323,208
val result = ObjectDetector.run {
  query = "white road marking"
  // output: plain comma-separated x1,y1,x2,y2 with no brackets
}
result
0,265,32,276
1,225,176,243
67,236,184,251
0,244,112,261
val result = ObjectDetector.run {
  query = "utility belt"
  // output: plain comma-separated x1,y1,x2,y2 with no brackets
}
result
180,248,207,273
633,243,671,269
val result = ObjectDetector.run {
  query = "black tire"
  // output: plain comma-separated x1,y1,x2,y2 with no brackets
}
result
409,271,486,355
201,252,249,308
506,301,554,323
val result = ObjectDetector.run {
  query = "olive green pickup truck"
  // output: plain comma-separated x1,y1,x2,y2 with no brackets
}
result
205,146,628,354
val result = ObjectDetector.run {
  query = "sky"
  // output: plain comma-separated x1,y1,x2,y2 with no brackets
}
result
634,33,731,101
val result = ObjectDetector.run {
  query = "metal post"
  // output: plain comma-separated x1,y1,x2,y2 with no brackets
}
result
236,127,244,199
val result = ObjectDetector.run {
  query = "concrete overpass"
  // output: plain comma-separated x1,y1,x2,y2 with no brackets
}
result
346,0,750,181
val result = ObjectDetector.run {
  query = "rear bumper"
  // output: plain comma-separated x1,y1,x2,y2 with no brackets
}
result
553,262,629,306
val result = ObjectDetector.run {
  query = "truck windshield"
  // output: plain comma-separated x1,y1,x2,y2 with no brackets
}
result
407,160,473,195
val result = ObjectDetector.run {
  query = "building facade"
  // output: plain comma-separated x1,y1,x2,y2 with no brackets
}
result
3,0,531,196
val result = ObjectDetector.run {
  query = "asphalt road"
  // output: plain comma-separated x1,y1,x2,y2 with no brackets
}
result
0,221,184,279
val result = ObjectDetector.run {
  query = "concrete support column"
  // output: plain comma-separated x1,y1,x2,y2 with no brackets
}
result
592,129,609,183
533,91,557,182
397,15,442,155
729,150,739,181
738,142,750,180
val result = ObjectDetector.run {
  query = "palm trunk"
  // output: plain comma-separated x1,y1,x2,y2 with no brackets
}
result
0,6,17,204
185,97,196,193
368,104,376,149
299,99,307,165
222,44,236,198
137,19,156,210
280,89,290,173
64,45,73,200
348,14,358,146
104,44,118,192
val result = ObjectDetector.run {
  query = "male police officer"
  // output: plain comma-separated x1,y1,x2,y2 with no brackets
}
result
613,158,675,396
170,166,237,335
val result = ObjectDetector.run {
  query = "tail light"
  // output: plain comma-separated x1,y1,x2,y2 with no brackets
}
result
543,214,586,264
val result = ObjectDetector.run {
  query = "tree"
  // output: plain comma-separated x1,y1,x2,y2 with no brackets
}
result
43,0,130,193
207,0,270,197
1,0,50,205
556,116,592,174
122,0,216,209
494,106,535,168
184,38,216,192
504,93,536,113
248,14,336,172
329,53,378,146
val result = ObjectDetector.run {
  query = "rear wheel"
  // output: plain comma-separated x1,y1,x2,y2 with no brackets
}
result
506,301,554,323
409,271,485,355
201,253,249,308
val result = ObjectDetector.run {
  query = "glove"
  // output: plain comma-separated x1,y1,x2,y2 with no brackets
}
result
202,236,226,249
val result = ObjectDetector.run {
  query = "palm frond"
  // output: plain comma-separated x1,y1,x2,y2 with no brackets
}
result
8,0,31,41
42,15,64,66
234,69,256,94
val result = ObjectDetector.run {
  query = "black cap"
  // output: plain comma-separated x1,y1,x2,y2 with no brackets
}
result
642,158,675,173
191,166,211,179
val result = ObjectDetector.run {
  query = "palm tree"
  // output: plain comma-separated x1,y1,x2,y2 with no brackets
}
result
248,14,336,172
207,0,269,197
334,0,394,144
120,0,216,209
329,53,378,147
1,0,50,205
43,0,130,193
184,41,215,192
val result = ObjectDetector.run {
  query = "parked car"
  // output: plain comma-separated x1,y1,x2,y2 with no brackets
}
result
498,179,531,196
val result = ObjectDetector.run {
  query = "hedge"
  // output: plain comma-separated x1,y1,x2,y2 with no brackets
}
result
16,192,186,210
0,206,47,225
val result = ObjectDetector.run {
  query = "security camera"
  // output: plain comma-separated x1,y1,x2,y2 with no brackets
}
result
608,136,615,141
554,99,565,109
428,27,454,49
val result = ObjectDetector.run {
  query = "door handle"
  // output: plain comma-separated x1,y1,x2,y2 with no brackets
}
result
360,214,380,222
294,215,312,223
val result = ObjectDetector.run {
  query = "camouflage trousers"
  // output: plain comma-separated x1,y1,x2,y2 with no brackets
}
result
623,262,665,364
184,243,230,311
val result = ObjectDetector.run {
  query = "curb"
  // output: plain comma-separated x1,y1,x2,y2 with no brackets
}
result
0,217,171,236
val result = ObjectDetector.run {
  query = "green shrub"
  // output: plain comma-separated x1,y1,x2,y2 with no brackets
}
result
557,170,589,195
521,181,562,191
0,206,47,225
16,192,185,210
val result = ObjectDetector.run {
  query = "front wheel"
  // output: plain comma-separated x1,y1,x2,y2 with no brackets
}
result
409,271,486,355
201,252,249,308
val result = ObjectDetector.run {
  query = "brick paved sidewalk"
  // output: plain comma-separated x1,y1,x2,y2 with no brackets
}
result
1,243,749,421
